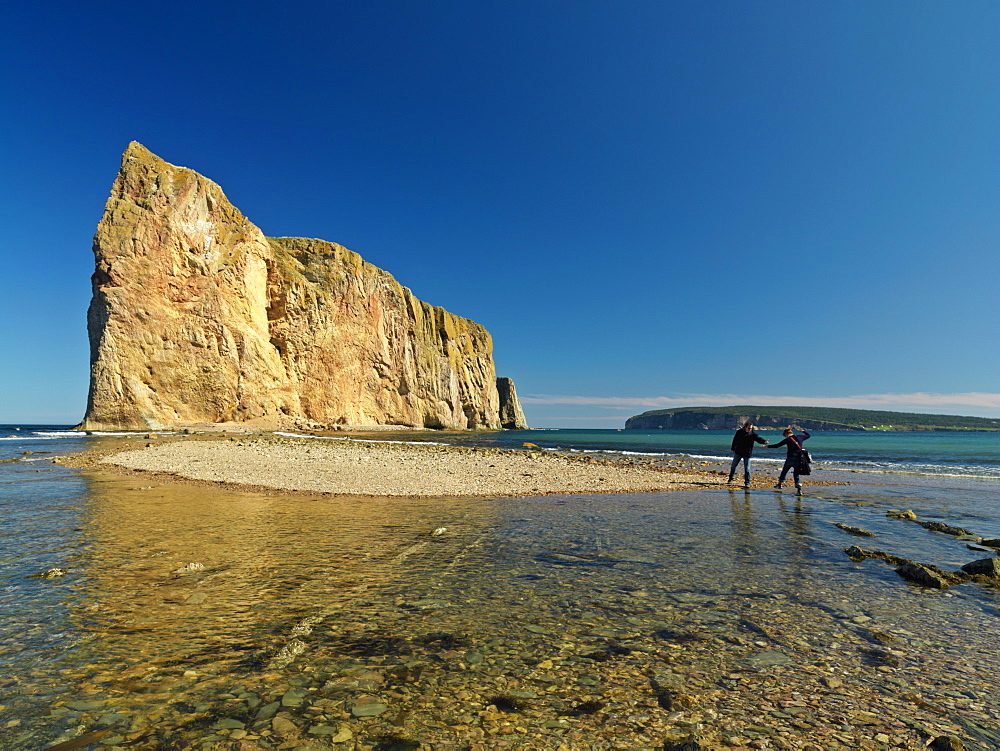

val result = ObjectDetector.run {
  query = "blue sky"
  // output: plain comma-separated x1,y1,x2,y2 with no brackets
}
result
2,1,998,426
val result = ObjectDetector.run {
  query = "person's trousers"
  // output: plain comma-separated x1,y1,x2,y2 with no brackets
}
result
729,453,751,484
779,457,801,486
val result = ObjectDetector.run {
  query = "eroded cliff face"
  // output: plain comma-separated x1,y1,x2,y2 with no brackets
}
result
81,142,521,430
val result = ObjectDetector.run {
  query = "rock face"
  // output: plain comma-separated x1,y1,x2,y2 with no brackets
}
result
496,377,528,430
625,411,865,431
80,142,522,431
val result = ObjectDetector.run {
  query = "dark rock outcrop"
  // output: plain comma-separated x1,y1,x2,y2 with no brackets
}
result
835,523,876,537
915,521,976,537
844,546,909,566
846,547,997,591
496,377,528,430
895,562,965,589
961,558,1000,577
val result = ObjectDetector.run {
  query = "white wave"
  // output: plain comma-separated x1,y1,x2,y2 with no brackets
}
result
1,430,178,441
83,431,179,437
272,431,447,447
566,448,674,457
673,452,784,465
565,448,734,461
1,431,82,440
814,461,999,480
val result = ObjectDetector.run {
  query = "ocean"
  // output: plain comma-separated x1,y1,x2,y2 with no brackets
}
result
312,428,1000,482
2,425,999,749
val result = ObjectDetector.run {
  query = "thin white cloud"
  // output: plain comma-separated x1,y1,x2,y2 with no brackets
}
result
520,392,1000,415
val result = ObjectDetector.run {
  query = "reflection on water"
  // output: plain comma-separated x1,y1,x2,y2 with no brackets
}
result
2,469,1000,749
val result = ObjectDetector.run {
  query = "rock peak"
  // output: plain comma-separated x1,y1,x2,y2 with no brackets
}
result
124,139,152,156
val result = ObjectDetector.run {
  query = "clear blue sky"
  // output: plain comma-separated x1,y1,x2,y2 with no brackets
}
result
2,1,998,426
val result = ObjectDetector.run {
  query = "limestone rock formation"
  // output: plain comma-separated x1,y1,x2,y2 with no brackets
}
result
80,142,522,431
496,377,528,430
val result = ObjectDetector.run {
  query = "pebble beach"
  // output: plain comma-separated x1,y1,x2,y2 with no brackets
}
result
84,433,724,497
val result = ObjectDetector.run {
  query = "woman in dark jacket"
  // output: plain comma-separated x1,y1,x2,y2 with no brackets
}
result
767,427,810,490
728,421,768,487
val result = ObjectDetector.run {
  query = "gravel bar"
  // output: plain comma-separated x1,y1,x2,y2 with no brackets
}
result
92,435,720,498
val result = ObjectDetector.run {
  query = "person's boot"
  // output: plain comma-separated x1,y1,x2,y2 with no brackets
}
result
774,482,783,489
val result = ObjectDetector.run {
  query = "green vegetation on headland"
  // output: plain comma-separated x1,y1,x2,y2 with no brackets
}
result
624,406,1000,431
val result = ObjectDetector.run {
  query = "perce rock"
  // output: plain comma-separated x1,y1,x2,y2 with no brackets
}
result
80,142,527,431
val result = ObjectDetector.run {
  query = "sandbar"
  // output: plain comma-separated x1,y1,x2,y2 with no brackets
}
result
69,432,727,497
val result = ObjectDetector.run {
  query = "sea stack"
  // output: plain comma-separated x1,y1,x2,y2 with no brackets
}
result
80,142,525,431
497,377,529,430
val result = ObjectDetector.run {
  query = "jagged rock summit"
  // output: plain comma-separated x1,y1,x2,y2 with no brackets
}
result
81,142,527,431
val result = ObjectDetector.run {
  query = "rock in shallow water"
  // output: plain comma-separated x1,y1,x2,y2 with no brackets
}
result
740,651,793,667
211,718,245,730
351,696,389,717
271,716,297,734
834,523,876,537
280,688,307,707
30,568,67,579
961,557,1000,577
896,562,965,589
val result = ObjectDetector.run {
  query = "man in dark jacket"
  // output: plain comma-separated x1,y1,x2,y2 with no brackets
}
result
728,421,768,487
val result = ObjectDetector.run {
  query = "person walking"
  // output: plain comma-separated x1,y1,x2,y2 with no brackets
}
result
768,427,811,491
728,421,768,488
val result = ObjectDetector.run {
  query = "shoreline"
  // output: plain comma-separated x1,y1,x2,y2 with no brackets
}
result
62,430,841,498
67,432,719,498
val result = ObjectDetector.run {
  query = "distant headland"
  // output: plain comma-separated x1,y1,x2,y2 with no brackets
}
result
624,406,1000,431
78,142,527,431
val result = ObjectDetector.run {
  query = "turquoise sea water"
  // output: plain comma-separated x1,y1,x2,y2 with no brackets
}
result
2,425,999,749
365,428,1000,481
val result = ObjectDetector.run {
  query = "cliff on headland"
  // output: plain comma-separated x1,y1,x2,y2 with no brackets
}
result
80,142,527,431
625,411,862,431
625,406,1000,431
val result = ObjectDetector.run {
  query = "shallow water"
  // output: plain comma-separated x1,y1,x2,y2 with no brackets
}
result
3,446,1000,749
332,428,1000,480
